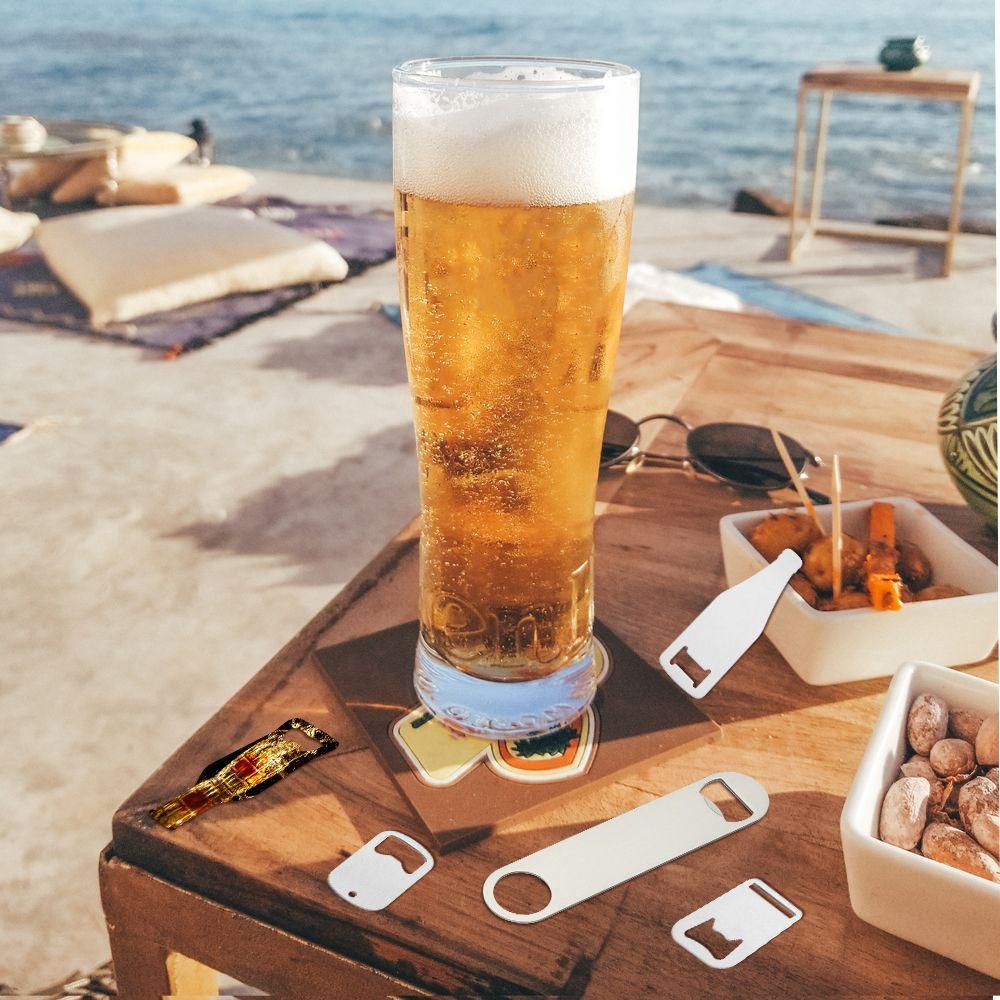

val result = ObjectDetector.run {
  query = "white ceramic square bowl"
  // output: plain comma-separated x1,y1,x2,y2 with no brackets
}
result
840,660,1000,977
719,496,997,685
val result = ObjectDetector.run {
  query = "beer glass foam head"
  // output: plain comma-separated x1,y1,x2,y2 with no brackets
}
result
393,58,639,207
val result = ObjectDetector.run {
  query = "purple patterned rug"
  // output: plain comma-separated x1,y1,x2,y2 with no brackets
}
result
0,196,396,356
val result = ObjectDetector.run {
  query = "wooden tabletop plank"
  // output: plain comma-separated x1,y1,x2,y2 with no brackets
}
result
112,304,998,996
801,64,980,101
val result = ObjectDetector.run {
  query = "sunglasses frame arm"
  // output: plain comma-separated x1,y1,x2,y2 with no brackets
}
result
629,413,694,468
632,452,692,468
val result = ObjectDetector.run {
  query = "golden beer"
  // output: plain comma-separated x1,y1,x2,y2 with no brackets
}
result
397,191,633,677
394,57,639,737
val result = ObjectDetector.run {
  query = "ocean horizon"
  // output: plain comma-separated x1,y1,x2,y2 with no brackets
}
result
1,0,994,222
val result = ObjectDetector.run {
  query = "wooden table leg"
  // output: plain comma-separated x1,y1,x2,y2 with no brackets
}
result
787,86,809,260
104,927,174,999
808,90,832,231
99,849,428,999
944,95,976,277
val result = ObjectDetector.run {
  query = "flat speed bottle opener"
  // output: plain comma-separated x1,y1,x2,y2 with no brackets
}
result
482,772,769,923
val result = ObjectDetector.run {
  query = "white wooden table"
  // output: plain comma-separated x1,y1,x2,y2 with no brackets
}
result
787,64,980,277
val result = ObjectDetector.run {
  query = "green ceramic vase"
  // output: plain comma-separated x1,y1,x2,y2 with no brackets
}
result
938,354,997,527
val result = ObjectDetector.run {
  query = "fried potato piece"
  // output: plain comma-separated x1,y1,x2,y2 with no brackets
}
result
802,534,866,592
749,513,822,563
789,573,818,607
897,540,933,591
915,584,969,602
818,589,872,611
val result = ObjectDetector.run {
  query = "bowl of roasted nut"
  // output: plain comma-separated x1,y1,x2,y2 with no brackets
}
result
841,660,999,976
719,496,997,684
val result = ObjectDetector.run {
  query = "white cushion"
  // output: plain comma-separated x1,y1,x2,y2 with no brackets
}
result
98,164,255,206
35,204,349,327
0,206,39,252
117,131,197,172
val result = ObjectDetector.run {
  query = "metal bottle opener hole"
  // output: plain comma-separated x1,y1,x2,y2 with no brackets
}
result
482,772,769,924
671,878,802,968
328,831,434,911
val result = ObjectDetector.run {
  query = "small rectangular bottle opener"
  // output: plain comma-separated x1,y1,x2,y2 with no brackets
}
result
482,772,768,923
660,549,801,698
328,831,434,911
671,878,802,968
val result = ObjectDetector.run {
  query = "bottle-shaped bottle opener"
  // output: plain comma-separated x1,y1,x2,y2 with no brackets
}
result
660,549,801,698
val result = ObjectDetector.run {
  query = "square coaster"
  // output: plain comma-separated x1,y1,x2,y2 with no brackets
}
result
313,620,720,851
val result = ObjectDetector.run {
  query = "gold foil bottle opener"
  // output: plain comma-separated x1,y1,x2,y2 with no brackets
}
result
152,718,338,830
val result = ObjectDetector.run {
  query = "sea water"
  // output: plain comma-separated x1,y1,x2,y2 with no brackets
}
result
0,0,993,223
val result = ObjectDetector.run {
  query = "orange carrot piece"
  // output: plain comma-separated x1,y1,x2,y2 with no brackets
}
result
869,574,904,611
868,501,896,550
866,501,903,610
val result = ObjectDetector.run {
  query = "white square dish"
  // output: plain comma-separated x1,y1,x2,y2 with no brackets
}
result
840,660,999,978
719,496,998,685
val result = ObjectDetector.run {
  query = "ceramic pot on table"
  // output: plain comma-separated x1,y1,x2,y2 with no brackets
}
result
938,352,997,529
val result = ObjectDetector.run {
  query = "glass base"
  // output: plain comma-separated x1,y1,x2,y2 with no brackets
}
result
413,635,598,740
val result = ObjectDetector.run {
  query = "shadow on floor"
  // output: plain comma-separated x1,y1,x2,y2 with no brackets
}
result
170,423,417,586
257,313,407,387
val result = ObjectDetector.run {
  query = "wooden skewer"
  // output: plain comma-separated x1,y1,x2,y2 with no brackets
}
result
831,454,843,599
769,426,825,534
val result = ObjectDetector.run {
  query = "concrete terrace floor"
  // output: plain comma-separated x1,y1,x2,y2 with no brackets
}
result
0,170,995,991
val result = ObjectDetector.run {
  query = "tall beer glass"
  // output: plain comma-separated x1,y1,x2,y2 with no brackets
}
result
393,56,639,739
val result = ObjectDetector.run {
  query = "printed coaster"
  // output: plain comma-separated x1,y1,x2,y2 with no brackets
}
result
390,636,611,788
314,620,720,851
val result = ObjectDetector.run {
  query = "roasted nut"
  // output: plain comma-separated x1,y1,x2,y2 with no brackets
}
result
930,738,976,777
802,534,866,591
907,693,949,756
986,767,999,788
899,755,946,807
949,709,986,743
915,584,969,602
879,776,931,850
921,822,1000,882
817,590,871,611
750,513,822,562
788,572,818,607
897,540,933,591
900,755,936,781
976,715,999,767
958,776,999,857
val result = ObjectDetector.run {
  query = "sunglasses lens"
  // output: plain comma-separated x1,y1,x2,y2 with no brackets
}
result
600,410,641,466
687,423,808,489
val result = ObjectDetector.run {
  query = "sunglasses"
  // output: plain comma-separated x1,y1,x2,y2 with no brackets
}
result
600,411,829,504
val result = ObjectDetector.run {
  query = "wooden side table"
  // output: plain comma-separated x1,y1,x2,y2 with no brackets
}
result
787,65,980,277
101,303,998,998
